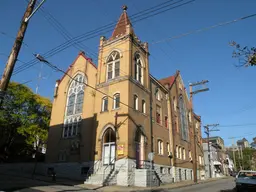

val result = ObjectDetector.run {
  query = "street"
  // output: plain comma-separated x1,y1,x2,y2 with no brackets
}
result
0,173,236,192
168,178,236,192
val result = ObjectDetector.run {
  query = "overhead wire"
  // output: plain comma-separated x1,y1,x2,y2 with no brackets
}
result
152,12,256,44
27,0,98,61
12,0,195,75
40,58,150,117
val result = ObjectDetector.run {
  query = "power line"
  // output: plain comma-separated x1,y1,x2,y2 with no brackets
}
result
0,31,34,54
152,12,256,44
12,0,195,75
218,123,256,128
27,0,98,61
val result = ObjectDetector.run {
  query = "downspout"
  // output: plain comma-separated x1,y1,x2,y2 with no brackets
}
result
149,78,153,153
167,91,175,182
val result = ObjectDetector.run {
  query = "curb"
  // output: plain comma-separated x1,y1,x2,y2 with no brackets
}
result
108,177,230,192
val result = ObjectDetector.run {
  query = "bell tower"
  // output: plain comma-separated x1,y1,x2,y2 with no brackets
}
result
97,5,150,90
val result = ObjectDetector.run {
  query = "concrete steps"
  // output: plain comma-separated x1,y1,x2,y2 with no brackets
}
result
84,165,117,186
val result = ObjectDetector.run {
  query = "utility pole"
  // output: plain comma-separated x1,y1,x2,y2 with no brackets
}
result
240,146,244,170
189,80,209,183
204,124,219,179
229,137,237,171
0,0,45,97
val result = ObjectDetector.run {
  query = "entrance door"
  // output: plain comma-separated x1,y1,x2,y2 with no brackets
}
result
103,143,115,165
102,128,116,165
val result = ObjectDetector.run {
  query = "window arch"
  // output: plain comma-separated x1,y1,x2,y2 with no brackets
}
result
63,74,85,138
134,95,138,110
102,96,108,112
134,53,143,84
113,93,120,109
107,51,120,80
142,99,146,114
179,96,189,141
157,139,163,155
179,146,182,159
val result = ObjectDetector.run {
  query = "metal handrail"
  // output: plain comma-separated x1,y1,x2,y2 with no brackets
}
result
85,159,101,180
102,157,116,185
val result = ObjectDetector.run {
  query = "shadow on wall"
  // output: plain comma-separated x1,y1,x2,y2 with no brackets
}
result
46,114,98,163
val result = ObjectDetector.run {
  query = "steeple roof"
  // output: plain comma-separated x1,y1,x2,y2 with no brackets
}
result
111,5,134,39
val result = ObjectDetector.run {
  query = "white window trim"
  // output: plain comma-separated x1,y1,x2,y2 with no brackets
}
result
183,148,186,160
65,74,85,117
102,96,108,112
176,146,179,158
134,53,144,84
113,93,120,109
158,140,164,155
179,147,182,159
106,51,120,81
134,95,138,110
142,99,146,114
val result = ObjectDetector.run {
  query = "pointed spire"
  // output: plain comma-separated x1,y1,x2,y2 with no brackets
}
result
111,5,134,39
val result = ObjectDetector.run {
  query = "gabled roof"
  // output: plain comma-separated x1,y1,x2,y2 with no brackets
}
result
194,113,201,121
58,51,97,83
158,70,180,88
111,5,134,39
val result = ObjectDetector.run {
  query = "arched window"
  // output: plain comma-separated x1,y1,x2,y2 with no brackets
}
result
113,93,120,109
157,139,163,155
183,148,186,160
176,145,179,158
173,96,176,111
142,99,146,114
107,51,120,80
134,95,138,110
63,74,85,138
134,53,143,84
179,146,182,159
102,96,108,112
179,96,189,141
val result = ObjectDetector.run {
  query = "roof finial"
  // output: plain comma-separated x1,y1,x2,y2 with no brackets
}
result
122,5,128,11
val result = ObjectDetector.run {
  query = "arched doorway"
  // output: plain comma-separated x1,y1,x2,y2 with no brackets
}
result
135,128,145,168
102,128,116,165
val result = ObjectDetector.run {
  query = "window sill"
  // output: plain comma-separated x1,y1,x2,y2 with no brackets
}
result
112,107,120,111
100,110,109,114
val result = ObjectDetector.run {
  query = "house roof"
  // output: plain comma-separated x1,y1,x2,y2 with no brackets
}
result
111,5,134,39
158,70,180,88
58,51,97,83
194,113,201,121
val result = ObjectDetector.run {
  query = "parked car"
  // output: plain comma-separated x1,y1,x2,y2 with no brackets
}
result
235,170,256,192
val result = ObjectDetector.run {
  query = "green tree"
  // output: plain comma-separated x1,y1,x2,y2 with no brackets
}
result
230,41,256,67
231,148,256,171
0,82,52,162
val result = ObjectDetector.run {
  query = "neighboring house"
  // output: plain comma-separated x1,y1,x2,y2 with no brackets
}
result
46,6,204,186
224,154,234,175
237,138,250,149
209,137,225,150
203,142,224,178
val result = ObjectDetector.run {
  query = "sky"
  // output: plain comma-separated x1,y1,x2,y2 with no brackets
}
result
1,0,256,146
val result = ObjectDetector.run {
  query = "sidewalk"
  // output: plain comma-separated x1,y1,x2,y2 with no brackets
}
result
0,172,84,187
78,177,230,192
